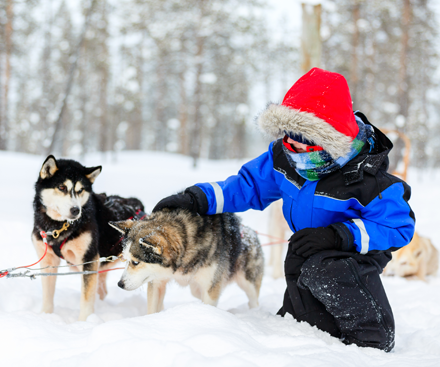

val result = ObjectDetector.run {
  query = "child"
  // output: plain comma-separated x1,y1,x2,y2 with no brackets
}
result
153,68,415,352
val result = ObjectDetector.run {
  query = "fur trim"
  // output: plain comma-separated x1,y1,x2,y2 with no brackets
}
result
257,103,354,159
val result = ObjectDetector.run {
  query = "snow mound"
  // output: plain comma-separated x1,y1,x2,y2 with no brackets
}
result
0,151,439,366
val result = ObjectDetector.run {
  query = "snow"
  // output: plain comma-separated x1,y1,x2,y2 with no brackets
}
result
0,150,439,366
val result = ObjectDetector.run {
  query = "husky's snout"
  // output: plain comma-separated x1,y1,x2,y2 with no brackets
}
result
70,206,80,216
118,277,138,291
67,206,81,221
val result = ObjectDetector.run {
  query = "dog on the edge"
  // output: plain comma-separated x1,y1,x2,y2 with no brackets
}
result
383,231,438,281
32,155,144,321
267,199,291,279
109,209,264,314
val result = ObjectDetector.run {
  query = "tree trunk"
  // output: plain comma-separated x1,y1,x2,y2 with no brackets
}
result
389,0,412,173
41,3,53,144
153,49,167,151
233,117,246,159
190,37,205,166
98,65,109,153
137,33,146,151
132,45,143,150
177,33,189,155
98,0,109,155
301,3,322,73
178,68,189,155
350,2,360,107
398,0,411,121
0,0,13,150
190,1,206,167
47,0,97,155
79,56,88,159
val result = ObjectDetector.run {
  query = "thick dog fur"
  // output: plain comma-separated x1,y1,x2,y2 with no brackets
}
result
383,231,439,281
32,155,144,321
110,210,264,314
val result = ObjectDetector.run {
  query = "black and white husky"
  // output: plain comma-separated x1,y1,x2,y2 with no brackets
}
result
32,155,144,321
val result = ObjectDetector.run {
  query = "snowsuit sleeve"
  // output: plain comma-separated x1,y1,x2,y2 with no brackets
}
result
332,180,415,253
195,142,282,214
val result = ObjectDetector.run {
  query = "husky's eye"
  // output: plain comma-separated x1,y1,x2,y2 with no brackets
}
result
58,185,67,192
131,260,140,266
77,188,84,194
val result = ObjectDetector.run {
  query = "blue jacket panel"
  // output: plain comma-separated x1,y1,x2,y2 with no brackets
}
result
198,145,281,214
196,133,415,254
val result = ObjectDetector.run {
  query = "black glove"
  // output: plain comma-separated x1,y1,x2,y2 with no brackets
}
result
289,226,342,258
152,186,208,214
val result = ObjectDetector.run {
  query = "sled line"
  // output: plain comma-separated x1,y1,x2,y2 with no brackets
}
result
1,228,288,279
253,230,289,246
5,267,126,279
0,230,125,279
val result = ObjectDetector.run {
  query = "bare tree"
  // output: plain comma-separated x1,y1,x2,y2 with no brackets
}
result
301,3,322,73
0,0,13,150
47,0,98,155
350,1,361,106
189,0,207,167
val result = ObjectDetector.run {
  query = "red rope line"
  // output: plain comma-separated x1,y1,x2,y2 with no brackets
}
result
0,231,125,279
97,267,125,274
261,240,288,247
17,231,49,269
254,230,289,246
0,231,49,278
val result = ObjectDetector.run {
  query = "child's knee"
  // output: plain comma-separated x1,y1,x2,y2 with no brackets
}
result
298,252,346,290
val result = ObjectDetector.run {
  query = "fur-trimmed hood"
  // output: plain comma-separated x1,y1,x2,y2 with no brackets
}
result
257,68,359,159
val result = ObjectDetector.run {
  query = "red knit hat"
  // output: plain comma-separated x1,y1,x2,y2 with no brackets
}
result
257,68,358,159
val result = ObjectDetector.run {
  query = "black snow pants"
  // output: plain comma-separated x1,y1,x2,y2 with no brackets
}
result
277,247,395,352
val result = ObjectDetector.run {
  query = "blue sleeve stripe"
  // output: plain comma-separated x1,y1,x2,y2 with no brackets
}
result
353,218,370,254
208,182,224,214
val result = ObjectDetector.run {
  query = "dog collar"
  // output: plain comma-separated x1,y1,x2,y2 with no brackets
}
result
38,224,71,262
50,222,70,239
129,209,147,221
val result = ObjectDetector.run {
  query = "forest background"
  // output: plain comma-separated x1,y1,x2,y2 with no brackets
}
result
0,0,439,168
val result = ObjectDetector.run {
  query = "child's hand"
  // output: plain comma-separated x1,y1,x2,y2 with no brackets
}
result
289,227,342,258
152,186,208,215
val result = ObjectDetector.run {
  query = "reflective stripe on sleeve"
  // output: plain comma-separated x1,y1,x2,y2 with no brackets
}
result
209,182,224,214
353,218,370,254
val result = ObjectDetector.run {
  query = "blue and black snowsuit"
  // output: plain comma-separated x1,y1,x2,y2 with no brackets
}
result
194,112,415,352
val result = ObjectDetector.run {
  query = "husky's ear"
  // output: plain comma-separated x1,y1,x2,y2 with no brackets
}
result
85,166,102,184
139,237,162,255
108,220,135,234
40,155,58,179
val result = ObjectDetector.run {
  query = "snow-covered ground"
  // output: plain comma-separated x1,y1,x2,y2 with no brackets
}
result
0,151,439,367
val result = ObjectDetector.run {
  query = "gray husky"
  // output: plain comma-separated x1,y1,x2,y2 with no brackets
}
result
109,210,264,314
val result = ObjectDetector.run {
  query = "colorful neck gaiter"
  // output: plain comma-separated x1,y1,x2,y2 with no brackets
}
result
282,116,372,181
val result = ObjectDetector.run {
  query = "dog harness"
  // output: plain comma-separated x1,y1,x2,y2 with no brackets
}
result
42,208,148,261
52,237,69,260
37,222,71,261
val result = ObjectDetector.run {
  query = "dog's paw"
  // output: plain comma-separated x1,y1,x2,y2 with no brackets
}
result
97,284,108,300
41,305,54,314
